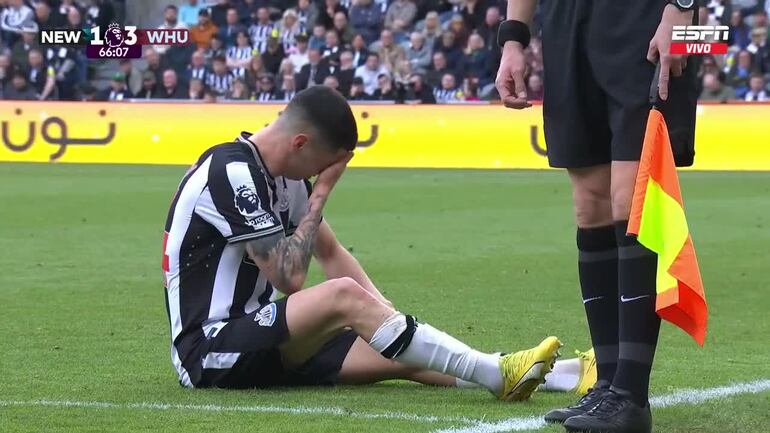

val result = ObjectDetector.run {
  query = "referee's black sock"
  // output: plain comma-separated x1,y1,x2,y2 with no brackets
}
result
611,220,661,407
577,225,619,387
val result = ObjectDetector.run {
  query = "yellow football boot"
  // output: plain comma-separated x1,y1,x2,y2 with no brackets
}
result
497,336,562,401
572,348,598,396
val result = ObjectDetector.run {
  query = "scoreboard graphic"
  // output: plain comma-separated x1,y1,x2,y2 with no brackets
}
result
40,23,189,59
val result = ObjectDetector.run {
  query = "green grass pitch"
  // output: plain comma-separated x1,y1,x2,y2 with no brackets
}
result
1,163,769,433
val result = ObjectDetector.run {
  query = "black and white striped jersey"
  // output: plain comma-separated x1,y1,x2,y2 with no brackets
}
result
162,132,313,387
226,46,253,78
248,23,274,53
206,72,234,96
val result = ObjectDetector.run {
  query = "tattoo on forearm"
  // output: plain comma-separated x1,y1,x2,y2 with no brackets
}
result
246,204,323,290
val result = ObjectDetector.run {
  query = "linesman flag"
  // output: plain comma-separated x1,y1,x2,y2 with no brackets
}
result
627,108,708,346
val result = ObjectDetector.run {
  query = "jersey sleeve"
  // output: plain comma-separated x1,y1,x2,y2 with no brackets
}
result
197,159,284,243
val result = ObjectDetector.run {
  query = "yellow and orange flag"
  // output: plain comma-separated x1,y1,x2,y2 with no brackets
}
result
627,109,708,346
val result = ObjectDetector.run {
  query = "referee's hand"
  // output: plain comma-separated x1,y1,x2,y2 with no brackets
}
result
647,4,694,101
496,41,532,109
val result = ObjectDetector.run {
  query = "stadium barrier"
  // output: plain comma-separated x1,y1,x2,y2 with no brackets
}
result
1,101,769,170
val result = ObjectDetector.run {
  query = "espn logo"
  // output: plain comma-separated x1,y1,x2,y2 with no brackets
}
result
671,25,729,55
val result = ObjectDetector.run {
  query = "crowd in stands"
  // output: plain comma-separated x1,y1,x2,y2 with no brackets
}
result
1,0,769,103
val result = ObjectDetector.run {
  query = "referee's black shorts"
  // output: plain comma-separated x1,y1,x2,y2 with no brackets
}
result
540,0,697,168
185,298,358,389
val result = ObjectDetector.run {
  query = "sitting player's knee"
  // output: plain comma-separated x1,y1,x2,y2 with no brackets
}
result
327,277,371,314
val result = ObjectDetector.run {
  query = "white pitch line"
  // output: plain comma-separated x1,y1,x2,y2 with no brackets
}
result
435,379,770,433
0,399,479,425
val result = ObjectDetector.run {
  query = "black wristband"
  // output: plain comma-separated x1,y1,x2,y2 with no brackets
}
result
497,20,531,49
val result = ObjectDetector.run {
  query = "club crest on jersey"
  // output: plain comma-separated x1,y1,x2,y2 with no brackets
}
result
234,184,275,229
255,303,277,327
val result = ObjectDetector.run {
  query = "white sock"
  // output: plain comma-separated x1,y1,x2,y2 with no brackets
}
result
538,357,581,392
368,313,503,394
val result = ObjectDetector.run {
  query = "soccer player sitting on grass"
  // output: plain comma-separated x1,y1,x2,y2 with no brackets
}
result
161,86,591,399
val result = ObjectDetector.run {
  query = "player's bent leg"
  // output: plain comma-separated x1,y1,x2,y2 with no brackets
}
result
337,337,456,386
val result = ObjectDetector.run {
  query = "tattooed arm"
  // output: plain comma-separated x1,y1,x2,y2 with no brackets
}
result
244,152,353,294
245,199,323,294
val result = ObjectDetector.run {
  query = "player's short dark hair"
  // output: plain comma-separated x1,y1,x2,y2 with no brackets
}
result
284,86,358,151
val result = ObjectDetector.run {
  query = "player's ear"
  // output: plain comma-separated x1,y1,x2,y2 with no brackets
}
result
290,133,309,151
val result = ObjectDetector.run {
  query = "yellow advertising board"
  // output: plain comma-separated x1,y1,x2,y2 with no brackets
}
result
1,101,768,170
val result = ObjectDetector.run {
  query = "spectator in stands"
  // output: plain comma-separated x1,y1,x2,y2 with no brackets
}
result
372,72,396,100
460,32,492,87
26,48,56,100
336,50,357,96
179,0,203,27
205,34,226,62
226,76,250,100
296,0,319,31
350,33,370,67
463,77,480,101
226,30,253,78
420,11,442,50
97,72,132,101
745,72,768,101
348,76,370,100
262,33,286,74
288,33,310,72
355,52,388,94
322,29,343,63
143,48,167,85
405,72,435,103
527,73,543,101
188,77,204,99
11,24,38,68
209,0,231,28
203,88,217,102
460,0,488,31
79,83,97,101
385,0,417,31
322,74,341,93
375,29,405,72
34,1,62,30
729,10,751,49
219,7,244,48
191,9,218,49
333,11,356,45
404,31,431,74
86,0,116,30
700,71,736,102
279,73,297,101
207,55,233,96
448,14,469,47
478,6,501,71
57,0,79,22
253,73,278,100
0,54,11,90
1,0,35,47
425,51,455,88
349,0,383,45
433,72,462,103
707,0,732,26
309,23,327,50
296,47,332,89
434,31,463,73
155,5,187,55
187,49,209,82
278,9,302,52
318,0,347,30
157,69,187,99
118,58,142,95
249,7,274,53
748,27,767,64
3,68,37,100
135,71,158,99
727,49,754,98
245,55,266,90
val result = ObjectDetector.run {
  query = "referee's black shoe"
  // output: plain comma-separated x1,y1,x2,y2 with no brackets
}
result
543,384,610,424
562,389,652,433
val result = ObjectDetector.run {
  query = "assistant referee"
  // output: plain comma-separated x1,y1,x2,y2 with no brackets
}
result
496,1,699,432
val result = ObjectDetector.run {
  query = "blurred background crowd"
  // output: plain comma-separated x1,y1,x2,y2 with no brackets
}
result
1,0,769,103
